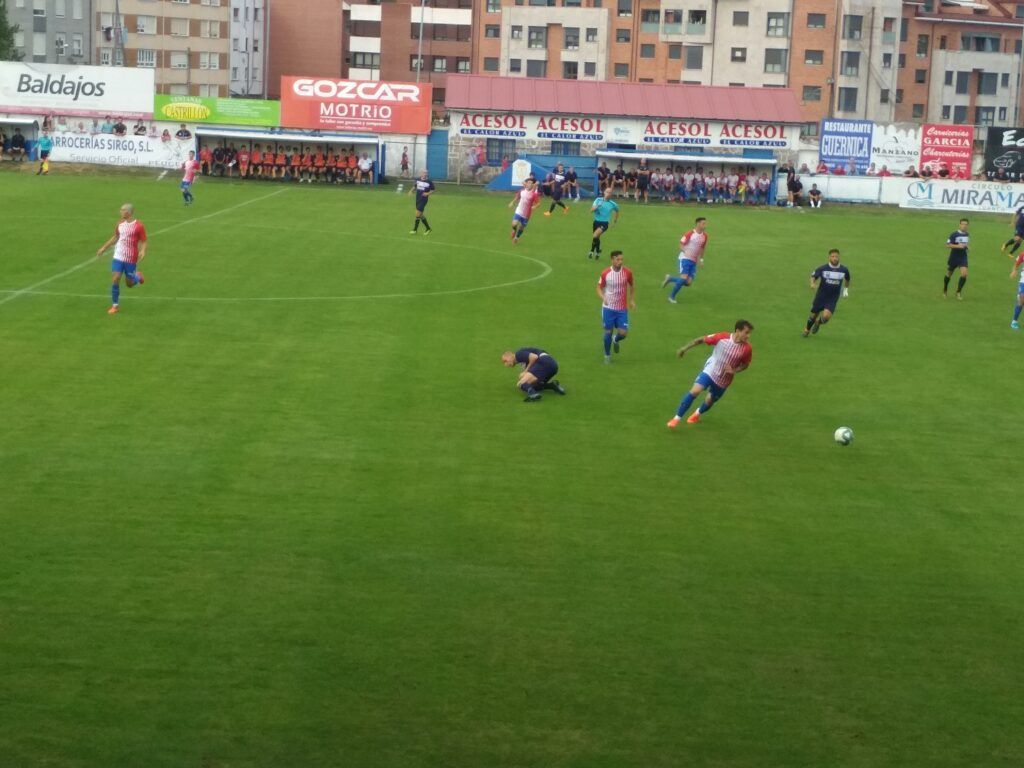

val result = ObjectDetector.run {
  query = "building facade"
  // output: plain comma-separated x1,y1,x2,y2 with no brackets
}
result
8,0,94,64
229,0,268,97
266,0,343,98
91,0,230,97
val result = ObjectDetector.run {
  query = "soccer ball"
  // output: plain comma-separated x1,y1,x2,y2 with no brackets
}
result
834,427,854,446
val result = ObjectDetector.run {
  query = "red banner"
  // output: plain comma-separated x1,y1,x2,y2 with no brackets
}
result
919,123,974,179
279,77,432,135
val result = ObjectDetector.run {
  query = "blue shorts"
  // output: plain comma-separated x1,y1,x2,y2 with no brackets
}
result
513,213,529,228
1015,225,1024,238
1018,282,1024,296
602,307,629,330
694,371,727,402
678,258,698,281
180,180,192,190
112,258,139,278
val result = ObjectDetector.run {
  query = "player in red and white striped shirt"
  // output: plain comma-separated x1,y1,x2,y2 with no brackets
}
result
596,250,635,363
96,203,148,315
667,319,753,427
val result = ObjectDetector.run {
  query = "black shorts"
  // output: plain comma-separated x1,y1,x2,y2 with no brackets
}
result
416,200,428,213
593,220,609,232
947,253,968,270
787,181,801,193
40,150,50,159
551,190,563,201
529,354,558,383
637,177,649,190
811,295,839,315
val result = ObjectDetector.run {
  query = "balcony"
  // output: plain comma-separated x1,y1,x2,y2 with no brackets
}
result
686,22,706,35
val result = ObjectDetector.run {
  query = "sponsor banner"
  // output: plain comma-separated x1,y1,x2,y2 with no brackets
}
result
153,94,280,127
983,126,1024,179
899,178,1024,213
280,77,431,134
451,112,797,149
919,123,973,178
48,126,194,168
0,62,154,119
819,119,873,174
870,123,920,174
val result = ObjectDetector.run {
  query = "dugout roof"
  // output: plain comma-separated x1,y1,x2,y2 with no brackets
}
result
444,75,803,124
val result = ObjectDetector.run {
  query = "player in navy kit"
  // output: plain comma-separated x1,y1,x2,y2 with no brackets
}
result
501,347,566,402
543,164,570,216
803,249,851,336
1001,205,1024,256
944,218,969,299
410,169,435,234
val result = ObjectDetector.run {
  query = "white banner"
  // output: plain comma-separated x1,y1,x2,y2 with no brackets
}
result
49,126,194,168
870,123,920,174
0,62,154,119
898,178,1024,213
451,111,798,149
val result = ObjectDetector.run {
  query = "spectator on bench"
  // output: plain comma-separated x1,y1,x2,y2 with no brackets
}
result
8,128,27,161
808,184,823,208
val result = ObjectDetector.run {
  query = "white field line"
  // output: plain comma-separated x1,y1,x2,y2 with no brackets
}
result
0,189,289,307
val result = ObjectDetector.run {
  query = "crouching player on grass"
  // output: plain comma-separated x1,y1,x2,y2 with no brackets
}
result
502,348,566,402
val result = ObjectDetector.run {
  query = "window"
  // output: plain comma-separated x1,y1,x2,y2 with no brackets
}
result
486,0,500,10
564,0,581,6
32,0,45,17
733,11,748,26
641,9,660,32
805,49,823,65
201,20,220,38
170,51,188,69
837,87,857,112
685,45,703,69
731,47,746,62
841,51,860,76
456,56,470,73
880,89,890,103
483,57,499,71
526,59,546,77
978,72,997,94
953,105,967,123
584,61,596,76
72,0,83,19
955,71,969,94
975,106,995,126
137,49,156,68
200,0,221,6
882,53,892,68
550,141,581,156
33,31,45,55
71,33,83,56
170,18,188,36
509,58,521,73
842,15,862,40
432,25,448,41
486,139,516,164
939,35,946,50
617,0,631,17
615,29,630,43
882,16,895,43
664,9,682,31
912,104,925,119
895,88,903,103
807,13,826,28
961,33,1000,52
527,27,546,48
564,27,579,48
614,62,628,78
586,27,598,42
640,44,655,58
136,15,157,34
687,9,706,32
802,85,821,102
410,55,423,71
766,13,789,37
1018,3,1024,17
944,70,953,86
485,25,499,38
232,37,240,51
353,52,381,69
168,85,188,96
915,69,926,84
55,0,65,17
917,34,928,57
1002,73,1010,88
432,57,447,72
200,51,219,69
511,25,522,39
999,106,1008,121
54,33,66,55
562,61,578,79
99,47,111,65
668,43,681,59
941,105,950,119
898,53,905,68
764,48,787,73
900,19,908,42
802,122,819,138
198,85,219,98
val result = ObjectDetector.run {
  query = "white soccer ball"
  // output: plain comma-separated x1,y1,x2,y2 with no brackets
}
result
834,427,854,446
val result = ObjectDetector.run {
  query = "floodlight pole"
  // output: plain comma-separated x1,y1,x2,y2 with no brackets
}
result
414,0,427,176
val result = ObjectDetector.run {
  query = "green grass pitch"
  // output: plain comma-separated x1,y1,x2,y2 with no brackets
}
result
1,171,1022,767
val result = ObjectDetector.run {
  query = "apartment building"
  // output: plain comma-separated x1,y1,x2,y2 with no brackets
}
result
92,0,230,97
7,0,93,64
266,0,343,98
229,0,268,97
340,0,473,110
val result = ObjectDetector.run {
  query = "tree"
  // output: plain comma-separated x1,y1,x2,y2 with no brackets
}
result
0,0,23,62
